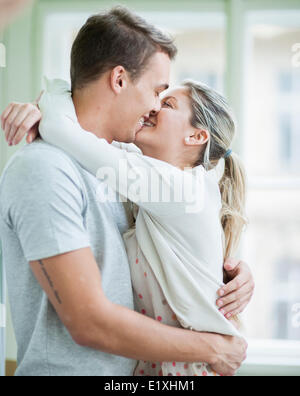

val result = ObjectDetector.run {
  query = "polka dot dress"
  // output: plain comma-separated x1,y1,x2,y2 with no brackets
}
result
125,230,218,377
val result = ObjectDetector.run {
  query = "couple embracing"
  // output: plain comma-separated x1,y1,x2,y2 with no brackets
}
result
0,6,253,376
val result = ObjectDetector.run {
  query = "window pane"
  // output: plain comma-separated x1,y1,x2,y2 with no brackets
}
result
42,11,226,92
244,16,300,178
244,189,300,340
140,12,226,91
243,12,300,341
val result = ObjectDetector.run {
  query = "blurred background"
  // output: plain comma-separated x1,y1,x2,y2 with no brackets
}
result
0,0,300,376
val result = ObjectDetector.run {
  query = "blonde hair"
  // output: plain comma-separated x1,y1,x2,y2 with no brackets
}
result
183,80,248,259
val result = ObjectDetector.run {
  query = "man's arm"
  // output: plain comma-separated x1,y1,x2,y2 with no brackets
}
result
1,101,255,318
1,102,247,376
31,247,247,375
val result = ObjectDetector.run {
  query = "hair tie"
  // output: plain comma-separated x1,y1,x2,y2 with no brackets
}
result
224,149,232,159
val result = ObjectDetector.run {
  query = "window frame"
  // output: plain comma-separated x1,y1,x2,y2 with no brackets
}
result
238,339,300,376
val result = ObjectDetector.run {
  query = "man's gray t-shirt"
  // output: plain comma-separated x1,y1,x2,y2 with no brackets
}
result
0,140,137,376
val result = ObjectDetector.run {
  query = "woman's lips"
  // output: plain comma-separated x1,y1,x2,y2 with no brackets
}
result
135,123,144,133
135,118,156,133
143,121,156,127
135,118,145,133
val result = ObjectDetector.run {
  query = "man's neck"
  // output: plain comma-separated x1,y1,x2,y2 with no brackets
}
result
72,87,114,144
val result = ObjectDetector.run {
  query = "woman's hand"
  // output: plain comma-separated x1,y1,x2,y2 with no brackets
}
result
1,100,42,146
217,259,255,319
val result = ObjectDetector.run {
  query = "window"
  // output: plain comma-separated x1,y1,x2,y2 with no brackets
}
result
38,3,300,371
2,0,300,376
41,10,226,94
278,70,300,171
273,257,300,340
243,11,300,346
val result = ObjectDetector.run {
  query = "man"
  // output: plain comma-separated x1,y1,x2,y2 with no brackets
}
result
0,7,252,376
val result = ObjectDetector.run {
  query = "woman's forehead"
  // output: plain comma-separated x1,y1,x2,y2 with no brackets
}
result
161,86,189,100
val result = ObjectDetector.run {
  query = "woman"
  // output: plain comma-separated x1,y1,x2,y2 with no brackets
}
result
3,78,247,376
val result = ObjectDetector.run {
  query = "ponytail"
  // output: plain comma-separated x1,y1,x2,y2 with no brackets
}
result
183,80,248,259
219,153,247,259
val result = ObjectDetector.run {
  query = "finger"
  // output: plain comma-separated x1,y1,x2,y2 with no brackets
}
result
12,111,41,145
217,282,252,309
218,270,251,298
228,301,249,317
6,106,34,144
1,103,14,130
26,128,39,144
223,257,240,272
219,292,253,317
219,300,240,318
219,293,252,319
224,261,252,287
218,278,254,299
7,104,38,144
4,105,24,143
231,302,248,316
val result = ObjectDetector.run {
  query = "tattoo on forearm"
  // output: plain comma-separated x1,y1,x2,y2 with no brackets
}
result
38,260,62,305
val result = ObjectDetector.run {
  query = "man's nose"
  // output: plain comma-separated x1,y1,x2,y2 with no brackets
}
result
151,100,162,116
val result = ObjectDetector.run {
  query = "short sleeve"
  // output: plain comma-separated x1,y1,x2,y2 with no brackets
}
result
0,145,90,262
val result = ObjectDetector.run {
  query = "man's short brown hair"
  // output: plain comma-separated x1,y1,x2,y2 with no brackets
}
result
70,6,177,91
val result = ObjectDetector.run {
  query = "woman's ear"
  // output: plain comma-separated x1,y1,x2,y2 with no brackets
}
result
184,129,210,146
110,66,128,94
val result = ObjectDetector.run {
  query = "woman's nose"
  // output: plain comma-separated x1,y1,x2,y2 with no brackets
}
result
151,99,162,115
150,106,161,116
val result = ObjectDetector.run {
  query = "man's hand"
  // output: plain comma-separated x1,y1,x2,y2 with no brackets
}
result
209,334,248,376
30,248,247,370
1,100,42,146
217,258,255,319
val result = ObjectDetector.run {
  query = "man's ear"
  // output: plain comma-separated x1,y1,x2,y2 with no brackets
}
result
110,66,128,94
184,129,210,146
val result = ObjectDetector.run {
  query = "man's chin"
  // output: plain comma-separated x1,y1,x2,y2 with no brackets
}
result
134,128,151,141
133,131,142,144
124,132,136,144
135,122,144,134
117,128,136,144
